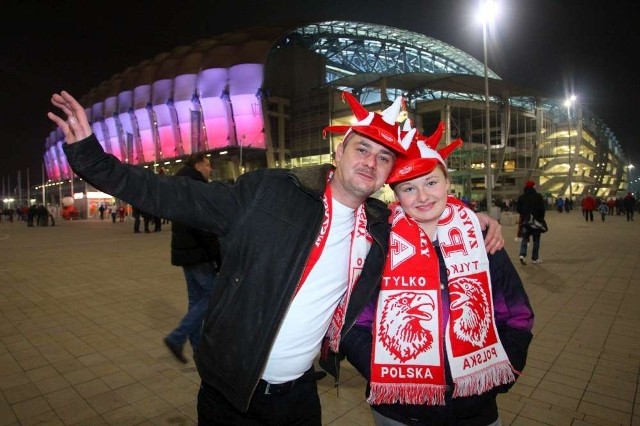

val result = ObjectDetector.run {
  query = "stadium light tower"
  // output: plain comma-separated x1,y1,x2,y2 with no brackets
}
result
477,0,498,212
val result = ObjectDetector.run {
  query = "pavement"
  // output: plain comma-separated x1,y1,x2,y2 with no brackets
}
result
0,210,638,425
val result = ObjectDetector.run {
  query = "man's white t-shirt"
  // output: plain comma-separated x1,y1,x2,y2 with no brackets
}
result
261,199,356,383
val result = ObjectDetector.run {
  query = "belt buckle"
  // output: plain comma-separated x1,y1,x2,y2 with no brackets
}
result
264,383,274,395
263,380,293,396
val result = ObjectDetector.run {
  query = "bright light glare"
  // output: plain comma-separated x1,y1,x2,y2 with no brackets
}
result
477,0,499,24
564,94,577,107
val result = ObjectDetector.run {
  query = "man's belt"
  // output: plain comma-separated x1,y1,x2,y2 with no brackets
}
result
257,370,327,396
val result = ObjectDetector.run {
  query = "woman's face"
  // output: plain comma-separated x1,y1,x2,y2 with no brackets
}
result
394,165,450,232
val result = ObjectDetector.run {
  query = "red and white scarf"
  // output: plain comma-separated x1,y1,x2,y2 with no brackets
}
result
369,197,515,405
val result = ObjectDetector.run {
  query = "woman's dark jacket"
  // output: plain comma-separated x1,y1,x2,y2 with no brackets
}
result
170,165,221,268
334,247,534,426
63,135,390,412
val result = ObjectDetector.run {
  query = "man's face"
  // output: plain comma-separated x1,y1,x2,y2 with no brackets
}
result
331,133,396,207
195,159,212,180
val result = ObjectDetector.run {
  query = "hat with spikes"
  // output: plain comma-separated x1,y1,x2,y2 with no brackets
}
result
323,91,408,155
386,121,463,184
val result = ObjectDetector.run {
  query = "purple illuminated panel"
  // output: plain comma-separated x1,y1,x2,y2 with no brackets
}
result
104,97,124,161
229,64,265,149
105,117,124,160
133,85,153,163
117,91,136,163
55,141,71,180
92,122,107,152
154,103,176,159
198,68,230,148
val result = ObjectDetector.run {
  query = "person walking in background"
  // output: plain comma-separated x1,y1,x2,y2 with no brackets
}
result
118,205,126,222
132,206,143,233
598,199,609,222
564,196,571,212
48,90,503,425
324,125,533,426
606,197,615,216
142,211,152,233
164,153,222,364
98,203,106,220
517,180,546,265
555,195,564,213
623,192,636,221
27,204,36,227
153,214,162,232
581,192,596,222
110,205,117,223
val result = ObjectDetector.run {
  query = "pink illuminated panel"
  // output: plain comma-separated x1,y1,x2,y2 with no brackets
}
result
173,74,198,155
152,79,177,159
229,64,265,149
44,149,60,181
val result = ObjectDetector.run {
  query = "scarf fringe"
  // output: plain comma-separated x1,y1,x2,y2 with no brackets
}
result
368,383,446,406
452,361,515,398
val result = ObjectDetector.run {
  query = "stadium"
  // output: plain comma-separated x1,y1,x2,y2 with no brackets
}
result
40,21,631,216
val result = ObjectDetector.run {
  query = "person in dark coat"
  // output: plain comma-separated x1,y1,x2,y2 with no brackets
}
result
163,153,222,364
517,181,546,264
623,192,636,221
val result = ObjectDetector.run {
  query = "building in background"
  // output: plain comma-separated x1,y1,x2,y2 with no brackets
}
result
38,21,631,214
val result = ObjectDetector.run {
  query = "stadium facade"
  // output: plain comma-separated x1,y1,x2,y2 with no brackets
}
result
41,21,631,213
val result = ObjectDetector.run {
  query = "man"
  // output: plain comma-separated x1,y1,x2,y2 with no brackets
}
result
164,153,222,364
517,180,546,265
48,90,502,425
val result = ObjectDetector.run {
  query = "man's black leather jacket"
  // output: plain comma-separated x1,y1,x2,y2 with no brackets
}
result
64,135,391,412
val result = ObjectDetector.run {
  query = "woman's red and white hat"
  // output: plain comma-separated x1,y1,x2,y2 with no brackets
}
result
386,121,463,184
323,91,408,155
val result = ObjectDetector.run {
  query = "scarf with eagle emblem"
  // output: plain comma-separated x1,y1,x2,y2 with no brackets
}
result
369,197,515,405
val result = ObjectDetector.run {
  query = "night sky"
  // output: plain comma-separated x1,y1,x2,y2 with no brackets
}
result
1,0,638,188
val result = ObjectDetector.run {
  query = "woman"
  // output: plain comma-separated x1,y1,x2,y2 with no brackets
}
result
338,123,534,426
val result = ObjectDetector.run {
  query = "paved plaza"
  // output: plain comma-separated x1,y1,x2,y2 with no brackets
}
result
0,210,638,425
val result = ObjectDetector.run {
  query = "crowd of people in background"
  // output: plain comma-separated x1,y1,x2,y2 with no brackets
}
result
477,191,638,220
1,205,55,226
579,192,637,222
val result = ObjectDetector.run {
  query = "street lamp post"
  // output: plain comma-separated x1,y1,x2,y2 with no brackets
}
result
564,95,576,201
478,0,497,212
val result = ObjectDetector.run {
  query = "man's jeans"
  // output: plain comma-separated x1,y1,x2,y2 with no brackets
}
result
519,228,541,261
166,261,217,351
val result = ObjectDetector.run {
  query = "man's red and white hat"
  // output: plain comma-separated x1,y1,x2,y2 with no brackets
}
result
323,91,408,155
386,121,463,184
